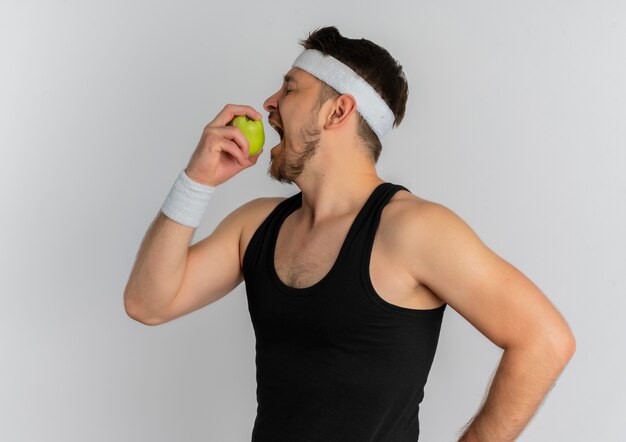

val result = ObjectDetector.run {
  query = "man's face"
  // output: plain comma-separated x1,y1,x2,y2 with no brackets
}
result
263,68,325,184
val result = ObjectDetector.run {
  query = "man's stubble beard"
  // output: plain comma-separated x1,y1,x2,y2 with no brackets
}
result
267,107,322,185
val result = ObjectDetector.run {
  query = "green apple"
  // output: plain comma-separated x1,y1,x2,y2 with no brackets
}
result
228,115,265,156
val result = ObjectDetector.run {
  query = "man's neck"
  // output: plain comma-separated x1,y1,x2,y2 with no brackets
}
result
293,170,384,229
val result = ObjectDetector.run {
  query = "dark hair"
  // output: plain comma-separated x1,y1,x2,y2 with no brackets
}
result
299,26,409,163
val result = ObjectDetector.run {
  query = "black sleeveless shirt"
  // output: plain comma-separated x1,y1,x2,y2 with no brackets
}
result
242,182,446,442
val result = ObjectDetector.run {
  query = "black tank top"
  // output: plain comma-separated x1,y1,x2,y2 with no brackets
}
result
242,182,446,442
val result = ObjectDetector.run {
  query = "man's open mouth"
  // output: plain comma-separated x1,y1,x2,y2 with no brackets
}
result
269,120,284,139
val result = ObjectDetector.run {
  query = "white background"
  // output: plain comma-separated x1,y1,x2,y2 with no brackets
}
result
1,0,624,440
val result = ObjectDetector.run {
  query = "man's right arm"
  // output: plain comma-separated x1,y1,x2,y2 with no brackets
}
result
123,201,248,326
123,103,265,325
123,210,194,325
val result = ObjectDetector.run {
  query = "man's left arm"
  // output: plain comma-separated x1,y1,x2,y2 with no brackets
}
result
401,202,576,442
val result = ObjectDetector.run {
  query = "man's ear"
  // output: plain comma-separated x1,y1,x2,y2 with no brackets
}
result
324,94,357,131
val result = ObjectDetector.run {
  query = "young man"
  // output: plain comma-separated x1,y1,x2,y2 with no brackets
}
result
124,26,576,441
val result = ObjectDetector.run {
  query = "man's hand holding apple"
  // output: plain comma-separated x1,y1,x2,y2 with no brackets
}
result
185,104,265,187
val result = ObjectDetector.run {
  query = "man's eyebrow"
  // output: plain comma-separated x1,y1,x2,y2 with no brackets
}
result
283,74,298,84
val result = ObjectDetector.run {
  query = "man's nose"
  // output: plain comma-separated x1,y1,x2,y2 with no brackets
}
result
263,90,280,113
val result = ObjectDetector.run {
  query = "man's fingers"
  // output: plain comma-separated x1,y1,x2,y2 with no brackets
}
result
219,126,251,157
249,149,264,164
217,139,251,167
207,104,263,128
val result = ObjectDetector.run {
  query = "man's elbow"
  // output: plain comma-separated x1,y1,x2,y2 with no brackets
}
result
124,296,162,326
556,328,576,363
544,325,576,370
519,322,576,370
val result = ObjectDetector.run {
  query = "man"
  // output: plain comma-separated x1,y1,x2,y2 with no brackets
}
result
124,26,576,441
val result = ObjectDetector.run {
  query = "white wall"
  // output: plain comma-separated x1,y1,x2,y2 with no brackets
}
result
1,0,624,440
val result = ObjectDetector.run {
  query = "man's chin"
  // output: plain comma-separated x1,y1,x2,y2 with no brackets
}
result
267,153,295,184
269,138,284,157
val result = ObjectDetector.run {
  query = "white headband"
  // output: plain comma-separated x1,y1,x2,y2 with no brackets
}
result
291,49,395,139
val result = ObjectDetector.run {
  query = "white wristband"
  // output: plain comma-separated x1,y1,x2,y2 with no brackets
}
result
161,169,216,228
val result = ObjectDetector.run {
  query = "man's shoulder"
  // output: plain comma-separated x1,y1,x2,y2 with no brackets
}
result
242,195,290,211
385,188,446,227
237,194,288,219
382,190,469,256
380,191,488,304
236,195,290,238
